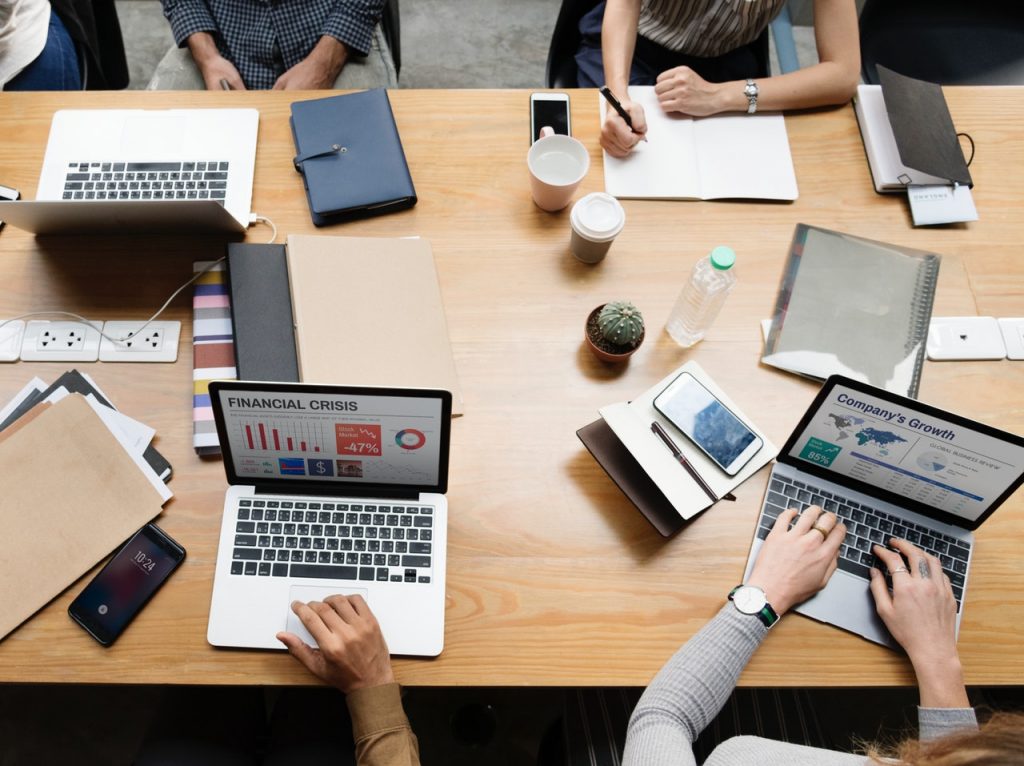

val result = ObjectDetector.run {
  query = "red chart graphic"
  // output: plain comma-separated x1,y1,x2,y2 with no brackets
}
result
336,423,382,456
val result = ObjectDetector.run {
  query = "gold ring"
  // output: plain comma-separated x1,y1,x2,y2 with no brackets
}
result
889,566,910,576
810,524,829,541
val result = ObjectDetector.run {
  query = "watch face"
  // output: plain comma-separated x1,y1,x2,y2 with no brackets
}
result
733,586,766,614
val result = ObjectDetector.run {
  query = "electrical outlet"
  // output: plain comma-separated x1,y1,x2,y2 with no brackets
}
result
99,321,181,362
0,320,25,362
21,320,102,361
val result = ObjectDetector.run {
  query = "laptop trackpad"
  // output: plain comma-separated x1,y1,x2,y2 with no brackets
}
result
121,115,185,155
285,585,369,648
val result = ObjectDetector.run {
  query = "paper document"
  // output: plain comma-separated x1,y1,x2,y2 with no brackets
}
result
601,87,798,201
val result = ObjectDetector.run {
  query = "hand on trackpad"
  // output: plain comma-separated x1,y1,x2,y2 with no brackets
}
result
284,585,368,647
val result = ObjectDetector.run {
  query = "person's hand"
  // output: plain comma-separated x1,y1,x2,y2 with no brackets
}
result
746,505,846,615
654,66,723,116
600,97,647,158
187,32,246,90
273,36,348,90
276,594,395,694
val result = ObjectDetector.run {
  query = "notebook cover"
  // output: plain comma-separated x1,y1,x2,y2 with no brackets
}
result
577,418,685,538
762,224,941,398
192,260,236,455
227,243,299,383
286,235,464,415
290,89,417,226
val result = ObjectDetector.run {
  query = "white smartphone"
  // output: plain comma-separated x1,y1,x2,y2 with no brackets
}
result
653,372,763,476
530,92,571,144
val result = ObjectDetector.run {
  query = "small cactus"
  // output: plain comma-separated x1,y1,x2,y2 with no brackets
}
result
597,301,644,348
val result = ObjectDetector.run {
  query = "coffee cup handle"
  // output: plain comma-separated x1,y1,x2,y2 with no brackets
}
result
539,125,555,139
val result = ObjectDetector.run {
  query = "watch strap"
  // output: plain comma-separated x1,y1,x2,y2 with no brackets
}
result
744,79,758,115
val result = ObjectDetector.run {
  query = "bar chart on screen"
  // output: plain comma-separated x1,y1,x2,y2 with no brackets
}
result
238,418,327,453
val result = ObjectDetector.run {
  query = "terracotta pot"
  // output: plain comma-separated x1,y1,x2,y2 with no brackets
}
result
584,304,644,363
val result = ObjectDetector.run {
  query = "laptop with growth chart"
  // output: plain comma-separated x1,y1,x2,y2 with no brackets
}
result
743,375,1024,647
0,109,258,234
207,381,452,656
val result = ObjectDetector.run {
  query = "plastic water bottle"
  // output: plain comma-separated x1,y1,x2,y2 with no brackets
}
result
665,246,737,347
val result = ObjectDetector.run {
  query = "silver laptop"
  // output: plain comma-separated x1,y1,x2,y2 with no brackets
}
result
207,381,452,656
0,109,258,234
743,375,1024,647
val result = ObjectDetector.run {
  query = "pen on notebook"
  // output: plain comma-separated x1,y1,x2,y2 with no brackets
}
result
220,78,232,91
650,421,736,503
599,86,648,143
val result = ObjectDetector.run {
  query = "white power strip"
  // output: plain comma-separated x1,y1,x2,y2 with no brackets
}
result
0,319,182,363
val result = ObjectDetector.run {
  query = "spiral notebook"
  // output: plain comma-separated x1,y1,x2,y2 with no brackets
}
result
762,224,940,398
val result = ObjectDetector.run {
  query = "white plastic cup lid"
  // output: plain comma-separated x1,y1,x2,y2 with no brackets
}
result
570,193,625,242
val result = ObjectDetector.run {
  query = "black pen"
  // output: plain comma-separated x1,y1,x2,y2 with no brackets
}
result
599,86,648,142
650,421,736,503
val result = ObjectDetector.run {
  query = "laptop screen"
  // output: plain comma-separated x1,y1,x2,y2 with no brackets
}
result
210,382,451,495
783,378,1024,526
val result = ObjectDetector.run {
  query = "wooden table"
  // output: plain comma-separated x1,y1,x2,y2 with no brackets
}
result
0,89,1022,687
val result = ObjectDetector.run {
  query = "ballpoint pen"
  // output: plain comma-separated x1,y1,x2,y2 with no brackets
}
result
599,86,649,142
220,78,233,91
650,421,736,503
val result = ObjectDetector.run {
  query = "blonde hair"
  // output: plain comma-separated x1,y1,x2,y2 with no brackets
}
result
867,712,1024,766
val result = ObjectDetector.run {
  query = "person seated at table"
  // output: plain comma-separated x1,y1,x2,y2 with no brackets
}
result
621,504,1024,765
1,0,81,91
583,0,860,157
154,0,396,91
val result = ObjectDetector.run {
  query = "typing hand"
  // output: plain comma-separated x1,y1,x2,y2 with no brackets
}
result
600,97,648,158
746,505,846,615
273,37,348,90
655,66,722,116
277,594,395,694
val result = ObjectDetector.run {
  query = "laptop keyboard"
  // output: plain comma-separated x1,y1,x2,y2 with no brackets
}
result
61,161,229,202
756,474,970,610
230,497,435,585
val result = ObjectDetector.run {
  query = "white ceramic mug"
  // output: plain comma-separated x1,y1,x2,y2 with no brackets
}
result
527,132,590,212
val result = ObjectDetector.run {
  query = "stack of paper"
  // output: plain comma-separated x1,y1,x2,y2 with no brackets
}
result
0,373,171,640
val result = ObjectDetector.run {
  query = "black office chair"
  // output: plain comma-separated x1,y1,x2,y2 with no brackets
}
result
544,0,770,89
382,0,401,78
860,0,1024,85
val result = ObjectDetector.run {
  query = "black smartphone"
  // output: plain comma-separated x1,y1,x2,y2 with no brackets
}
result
530,92,571,144
0,183,20,232
653,372,763,476
68,523,185,646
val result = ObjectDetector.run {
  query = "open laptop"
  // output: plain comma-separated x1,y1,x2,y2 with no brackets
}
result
0,109,258,234
207,381,452,656
743,375,1024,647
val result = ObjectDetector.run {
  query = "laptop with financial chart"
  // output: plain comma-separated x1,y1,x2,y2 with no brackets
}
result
743,375,1024,647
207,381,452,656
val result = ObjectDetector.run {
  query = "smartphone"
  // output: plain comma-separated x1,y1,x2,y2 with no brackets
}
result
0,183,20,232
68,523,185,646
653,372,763,476
530,92,571,144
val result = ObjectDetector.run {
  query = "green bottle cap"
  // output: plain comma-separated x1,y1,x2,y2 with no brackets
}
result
710,246,736,270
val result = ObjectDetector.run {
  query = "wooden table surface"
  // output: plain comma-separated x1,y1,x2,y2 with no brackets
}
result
0,89,1021,687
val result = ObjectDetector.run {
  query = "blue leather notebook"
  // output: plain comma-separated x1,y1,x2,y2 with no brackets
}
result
290,89,417,226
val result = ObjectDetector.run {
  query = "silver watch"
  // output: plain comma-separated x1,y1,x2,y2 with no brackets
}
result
744,79,759,114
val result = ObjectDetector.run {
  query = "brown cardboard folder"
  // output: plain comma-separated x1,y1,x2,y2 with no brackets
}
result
0,395,166,640
286,235,464,414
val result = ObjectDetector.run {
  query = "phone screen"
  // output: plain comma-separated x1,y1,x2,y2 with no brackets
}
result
531,97,570,142
656,375,759,473
69,524,184,645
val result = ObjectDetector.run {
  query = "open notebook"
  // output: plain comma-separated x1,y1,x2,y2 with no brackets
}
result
601,86,798,201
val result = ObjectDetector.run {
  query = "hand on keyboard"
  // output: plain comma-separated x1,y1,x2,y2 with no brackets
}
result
277,594,395,694
747,505,847,616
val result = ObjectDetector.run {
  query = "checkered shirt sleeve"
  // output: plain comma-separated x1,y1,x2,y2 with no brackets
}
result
320,0,385,57
161,0,217,47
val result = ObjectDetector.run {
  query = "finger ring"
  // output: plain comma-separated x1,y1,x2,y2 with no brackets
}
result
888,566,909,576
810,524,829,541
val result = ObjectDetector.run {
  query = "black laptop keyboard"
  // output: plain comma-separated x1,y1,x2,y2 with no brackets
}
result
756,474,970,610
61,161,229,202
230,498,434,584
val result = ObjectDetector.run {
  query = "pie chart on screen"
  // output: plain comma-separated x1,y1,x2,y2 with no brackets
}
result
395,429,426,450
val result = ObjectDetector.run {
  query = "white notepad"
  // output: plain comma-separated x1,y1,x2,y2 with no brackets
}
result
601,86,798,201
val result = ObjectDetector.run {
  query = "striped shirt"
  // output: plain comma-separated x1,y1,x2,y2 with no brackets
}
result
161,0,384,90
637,0,786,56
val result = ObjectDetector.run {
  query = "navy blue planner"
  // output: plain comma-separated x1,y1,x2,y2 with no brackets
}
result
290,89,417,226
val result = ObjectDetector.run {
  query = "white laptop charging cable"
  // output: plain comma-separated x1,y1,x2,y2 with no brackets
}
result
249,213,277,243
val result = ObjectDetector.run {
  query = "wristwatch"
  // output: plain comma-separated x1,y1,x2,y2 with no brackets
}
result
728,584,778,628
744,79,759,114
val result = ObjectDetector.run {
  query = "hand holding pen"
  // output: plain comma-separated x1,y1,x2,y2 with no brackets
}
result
599,86,648,158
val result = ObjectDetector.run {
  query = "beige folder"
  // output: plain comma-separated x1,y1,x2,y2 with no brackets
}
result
0,395,166,640
287,235,464,414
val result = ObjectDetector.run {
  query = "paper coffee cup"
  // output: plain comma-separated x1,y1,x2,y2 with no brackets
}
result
569,193,625,263
527,134,590,212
